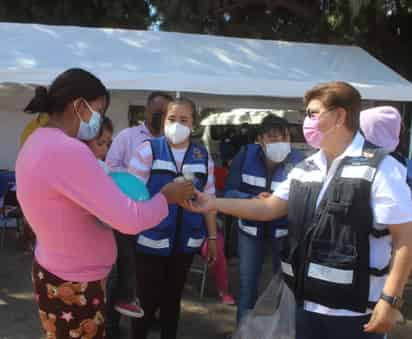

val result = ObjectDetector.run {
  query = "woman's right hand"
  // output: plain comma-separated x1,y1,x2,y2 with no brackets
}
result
161,180,194,204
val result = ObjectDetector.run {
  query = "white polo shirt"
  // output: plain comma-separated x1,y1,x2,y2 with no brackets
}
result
274,132,412,316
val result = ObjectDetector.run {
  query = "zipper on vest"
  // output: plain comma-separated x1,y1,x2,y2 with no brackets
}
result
172,206,184,254
168,141,192,253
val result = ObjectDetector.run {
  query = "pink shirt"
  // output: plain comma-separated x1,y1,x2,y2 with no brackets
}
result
16,128,168,282
106,124,153,171
128,141,216,195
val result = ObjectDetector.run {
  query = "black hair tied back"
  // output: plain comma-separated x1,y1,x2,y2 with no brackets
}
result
23,68,109,115
24,86,50,114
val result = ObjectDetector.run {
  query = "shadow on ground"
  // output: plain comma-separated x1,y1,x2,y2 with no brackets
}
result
0,235,411,339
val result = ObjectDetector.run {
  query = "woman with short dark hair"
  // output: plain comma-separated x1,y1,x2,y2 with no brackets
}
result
223,114,303,323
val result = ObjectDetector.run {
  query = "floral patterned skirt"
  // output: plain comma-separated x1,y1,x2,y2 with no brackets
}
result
32,260,106,339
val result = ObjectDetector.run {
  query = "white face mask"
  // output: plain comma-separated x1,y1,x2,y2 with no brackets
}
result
265,142,291,163
164,122,191,145
75,100,102,141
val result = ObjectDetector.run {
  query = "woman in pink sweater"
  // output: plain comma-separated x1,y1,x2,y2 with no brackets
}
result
16,68,193,339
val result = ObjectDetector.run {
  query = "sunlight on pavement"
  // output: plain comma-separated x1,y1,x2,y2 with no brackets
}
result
6,292,34,300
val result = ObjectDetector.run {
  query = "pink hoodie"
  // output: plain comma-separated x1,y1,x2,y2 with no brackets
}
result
16,128,168,282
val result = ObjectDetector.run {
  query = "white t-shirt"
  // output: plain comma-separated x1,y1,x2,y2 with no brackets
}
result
274,132,412,316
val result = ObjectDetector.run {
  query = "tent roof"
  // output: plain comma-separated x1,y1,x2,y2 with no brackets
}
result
1,22,412,101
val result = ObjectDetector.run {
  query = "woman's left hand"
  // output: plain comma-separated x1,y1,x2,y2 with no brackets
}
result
207,238,218,267
364,299,404,334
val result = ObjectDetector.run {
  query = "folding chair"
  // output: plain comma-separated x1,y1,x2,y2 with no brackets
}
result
190,255,208,299
0,186,24,249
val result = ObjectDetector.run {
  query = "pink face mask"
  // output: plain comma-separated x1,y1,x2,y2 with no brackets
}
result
303,116,324,149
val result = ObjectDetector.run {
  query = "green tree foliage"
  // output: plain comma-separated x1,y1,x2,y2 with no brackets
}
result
0,0,149,29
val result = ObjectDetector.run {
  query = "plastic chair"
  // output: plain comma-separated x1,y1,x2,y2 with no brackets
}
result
0,187,24,249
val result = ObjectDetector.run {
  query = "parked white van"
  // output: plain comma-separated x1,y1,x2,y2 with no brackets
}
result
200,108,311,164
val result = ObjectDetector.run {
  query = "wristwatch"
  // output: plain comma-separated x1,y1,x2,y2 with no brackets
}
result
380,292,404,309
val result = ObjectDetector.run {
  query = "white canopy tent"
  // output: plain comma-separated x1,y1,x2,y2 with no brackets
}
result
1,22,412,169
1,22,412,100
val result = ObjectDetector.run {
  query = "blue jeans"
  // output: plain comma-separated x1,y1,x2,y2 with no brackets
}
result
237,229,280,323
296,307,386,339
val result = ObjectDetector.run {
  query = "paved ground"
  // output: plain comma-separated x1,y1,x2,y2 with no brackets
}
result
0,234,411,339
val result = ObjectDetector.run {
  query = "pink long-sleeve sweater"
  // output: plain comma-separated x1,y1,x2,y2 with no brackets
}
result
16,128,168,282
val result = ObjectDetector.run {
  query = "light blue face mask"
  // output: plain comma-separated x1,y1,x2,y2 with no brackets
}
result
75,100,102,141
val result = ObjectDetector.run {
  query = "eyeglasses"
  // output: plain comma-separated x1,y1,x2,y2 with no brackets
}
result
305,108,335,118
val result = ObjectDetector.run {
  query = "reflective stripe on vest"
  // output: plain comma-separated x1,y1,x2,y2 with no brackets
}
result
275,229,288,238
182,163,207,175
341,165,376,182
187,237,205,248
281,261,294,277
307,263,354,285
152,159,177,173
291,167,324,183
238,219,258,236
137,235,170,249
241,174,266,188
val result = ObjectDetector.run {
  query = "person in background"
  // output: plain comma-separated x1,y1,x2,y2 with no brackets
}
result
360,106,412,191
16,68,193,339
231,123,254,153
200,219,236,305
190,81,412,339
86,116,114,174
360,106,405,163
224,115,303,323
20,113,50,147
105,92,172,339
129,98,218,339
203,142,236,305
220,128,237,167
106,91,173,171
215,149,239,259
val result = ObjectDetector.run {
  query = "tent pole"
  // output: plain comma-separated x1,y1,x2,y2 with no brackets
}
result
405,103,412,160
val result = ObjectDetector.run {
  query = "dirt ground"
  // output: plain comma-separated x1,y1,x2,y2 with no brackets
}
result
0,237,411,339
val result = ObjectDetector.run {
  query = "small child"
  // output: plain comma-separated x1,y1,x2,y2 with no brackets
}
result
86,117,144,319
86,116,113,174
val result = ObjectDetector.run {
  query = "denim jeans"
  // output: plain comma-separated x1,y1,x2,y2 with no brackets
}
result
296,307,386,339
237,229,280,323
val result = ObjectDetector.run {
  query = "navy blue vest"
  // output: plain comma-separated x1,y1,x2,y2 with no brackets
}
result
239,144,302,240
136,137,208,256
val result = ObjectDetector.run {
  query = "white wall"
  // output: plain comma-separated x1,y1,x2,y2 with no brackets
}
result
0,87,304,170
0,110,32,170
